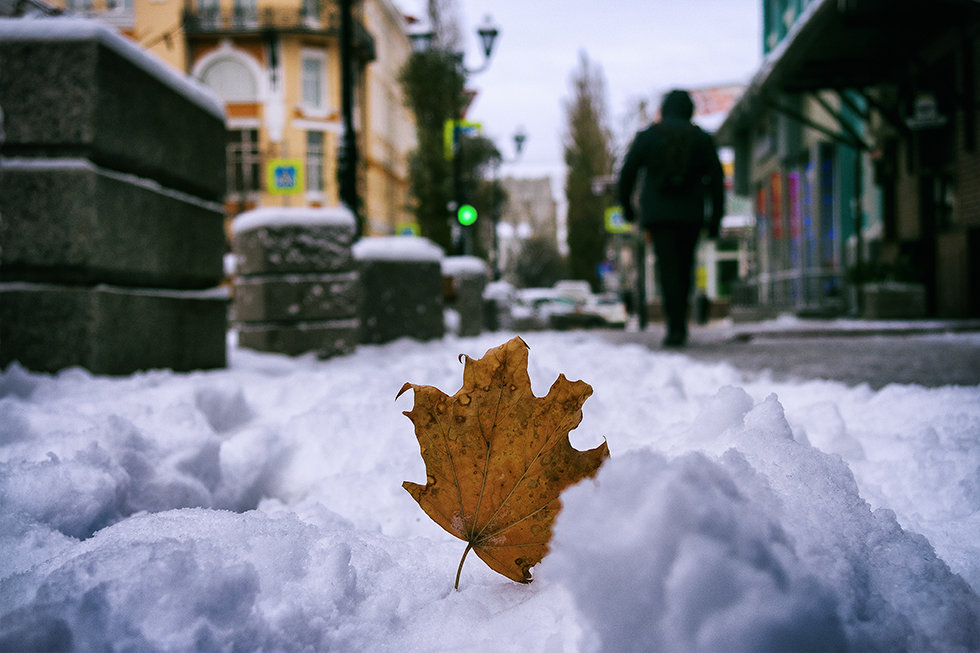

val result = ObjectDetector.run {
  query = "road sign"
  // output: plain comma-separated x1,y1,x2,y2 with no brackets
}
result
397,222,421,236
267,159,304,195
605,206,631,234
444,120,481,159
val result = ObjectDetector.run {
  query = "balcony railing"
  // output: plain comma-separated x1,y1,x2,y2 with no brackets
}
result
182,2,375,60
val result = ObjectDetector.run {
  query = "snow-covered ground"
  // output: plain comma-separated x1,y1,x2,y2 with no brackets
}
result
1,330,978,652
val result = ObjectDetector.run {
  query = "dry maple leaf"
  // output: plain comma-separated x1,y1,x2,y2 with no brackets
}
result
398,336,609,589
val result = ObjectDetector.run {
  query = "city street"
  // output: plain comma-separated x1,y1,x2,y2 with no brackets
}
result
601,320,980,389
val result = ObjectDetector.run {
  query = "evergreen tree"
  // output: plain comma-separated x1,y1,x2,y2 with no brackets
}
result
398,0,504,257
563,51,614,290
400,48,465,252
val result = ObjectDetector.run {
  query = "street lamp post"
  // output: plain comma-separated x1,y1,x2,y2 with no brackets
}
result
338,0,361,237
491,128,527,279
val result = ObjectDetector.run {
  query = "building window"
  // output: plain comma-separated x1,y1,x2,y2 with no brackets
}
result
301,50,327,113
200,57,258,103
227,129,261,197
197,0,219,27
233,0,257,27
301,0,321,25
306,131,324,193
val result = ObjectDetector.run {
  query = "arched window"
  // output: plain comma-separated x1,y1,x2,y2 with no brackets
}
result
200,58,258,103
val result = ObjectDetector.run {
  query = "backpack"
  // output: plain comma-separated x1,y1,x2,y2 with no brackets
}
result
650,123,700,193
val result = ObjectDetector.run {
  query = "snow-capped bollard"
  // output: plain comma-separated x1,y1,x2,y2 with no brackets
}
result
231,207,361,359
441,256,489,338
353,236,445,344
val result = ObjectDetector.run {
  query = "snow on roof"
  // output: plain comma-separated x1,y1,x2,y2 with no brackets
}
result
352,236,444,262
231,206,356,234
441,256,488,278
0,17,224,119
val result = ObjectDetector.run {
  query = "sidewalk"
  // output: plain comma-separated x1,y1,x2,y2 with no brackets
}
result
600,316,980,389
715,316,980,342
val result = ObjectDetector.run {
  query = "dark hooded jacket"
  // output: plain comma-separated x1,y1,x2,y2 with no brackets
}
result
618,92,725,236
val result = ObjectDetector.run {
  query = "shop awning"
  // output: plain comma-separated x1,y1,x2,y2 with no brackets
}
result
717,0,980,144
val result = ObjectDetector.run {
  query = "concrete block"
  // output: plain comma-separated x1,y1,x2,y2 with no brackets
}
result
0,161,225,289
358,259,444,344
233,272,360,322
0,283,228,374
442,256,488,338
237,320,359,358
0,19,226,200
353,236,445,344
453,275,486,337
231,208,361,359
232,208,358,275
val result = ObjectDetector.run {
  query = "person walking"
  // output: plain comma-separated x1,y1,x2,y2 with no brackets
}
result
618,89,725,347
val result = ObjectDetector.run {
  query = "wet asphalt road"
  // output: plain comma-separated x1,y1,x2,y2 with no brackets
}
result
599,326,980,390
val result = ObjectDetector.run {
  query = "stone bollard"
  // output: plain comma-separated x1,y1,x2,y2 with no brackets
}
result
442,256,489,337
353,236,445,344
231,207,360,358
0,19,227,374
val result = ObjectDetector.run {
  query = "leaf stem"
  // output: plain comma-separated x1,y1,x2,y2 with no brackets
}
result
454,542,473,591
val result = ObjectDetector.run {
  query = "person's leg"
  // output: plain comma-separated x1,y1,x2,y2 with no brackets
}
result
649,226,683,345
650,224,700,346
671,225,701,343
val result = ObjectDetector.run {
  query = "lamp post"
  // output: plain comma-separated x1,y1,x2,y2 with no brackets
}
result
409,14,499,72
338,0,361,237
491,127,527,279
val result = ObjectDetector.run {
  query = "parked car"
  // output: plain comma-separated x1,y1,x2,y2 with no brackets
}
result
588,293,628,328
510,284,627,330
511,288,578,330
552,280,593,304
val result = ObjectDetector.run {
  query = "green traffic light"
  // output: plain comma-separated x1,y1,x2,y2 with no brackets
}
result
457,204,478,226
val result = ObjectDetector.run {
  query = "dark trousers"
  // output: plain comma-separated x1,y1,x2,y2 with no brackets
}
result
648,223,701,339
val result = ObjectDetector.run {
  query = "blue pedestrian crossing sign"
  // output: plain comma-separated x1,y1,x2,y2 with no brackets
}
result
605,206,631,234
267,159,304,195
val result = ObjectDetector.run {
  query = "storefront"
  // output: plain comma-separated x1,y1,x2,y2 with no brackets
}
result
718,0,980,318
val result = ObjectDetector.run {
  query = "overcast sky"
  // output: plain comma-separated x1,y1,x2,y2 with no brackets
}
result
395,0,764,188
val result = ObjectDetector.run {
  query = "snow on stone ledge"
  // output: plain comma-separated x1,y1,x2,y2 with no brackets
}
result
1,157,224,212
352,236,444,262
0,17,224,119
441,256,488,278
231,206,356,234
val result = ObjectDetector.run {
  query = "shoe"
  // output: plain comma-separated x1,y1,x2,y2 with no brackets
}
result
662,332,687,348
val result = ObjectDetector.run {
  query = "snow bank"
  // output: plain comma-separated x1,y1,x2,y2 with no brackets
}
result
550,392,978,652
0,332,977,652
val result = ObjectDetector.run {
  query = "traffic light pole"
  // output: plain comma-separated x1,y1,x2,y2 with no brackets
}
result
452,119,469,256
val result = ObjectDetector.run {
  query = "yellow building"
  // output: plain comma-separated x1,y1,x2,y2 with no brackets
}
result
55,0,415,234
